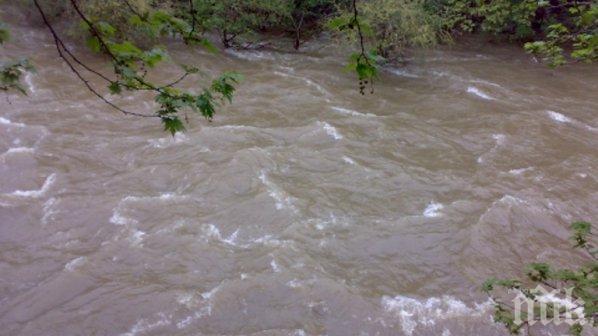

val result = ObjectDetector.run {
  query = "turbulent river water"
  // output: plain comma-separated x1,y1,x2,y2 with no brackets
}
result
1,9,598,336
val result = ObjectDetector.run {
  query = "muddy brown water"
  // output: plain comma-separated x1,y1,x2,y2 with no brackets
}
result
1,8,597,336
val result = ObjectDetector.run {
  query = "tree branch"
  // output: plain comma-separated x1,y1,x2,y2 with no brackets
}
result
33,0,157,118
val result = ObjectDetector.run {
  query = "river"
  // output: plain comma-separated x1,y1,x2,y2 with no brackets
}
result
1,8,597,336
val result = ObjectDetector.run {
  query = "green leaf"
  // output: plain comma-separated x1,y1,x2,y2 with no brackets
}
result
0,24,9,44
109,41,143,58
162,116,185,135
108,82,122,94
211,72,241,103
569,323,583,336
571,221,592,248
97,21,116,38
199,39,218,53
196,91,215,119
142,48,167,67
86,36,101,53
526,263,551,282
1,58,35,95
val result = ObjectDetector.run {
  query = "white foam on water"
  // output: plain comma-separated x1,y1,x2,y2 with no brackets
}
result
270,258,281,273
497,194,527,206
342,156,356,165
222,229,239,245
175,286,218,329
303,79,330,98
467,86,494,100
148,133,188,148
287,279,302,288
536,291,584,317
546,111,598,131
278,66,295,72
121,312,171,336
508,167,533,175
318,121,343,140
217,124,254,131
1,147,34,157
177,293,195,308
273,71,330,97
110,210,137,226
8,173,56,198
470,79,503,88
315,220,328,231
478,194,530,223
546,110,571,123
176,316,194,329
24,72,35,94
226,49,276,61
200,224,240,246
310,213,343,231
201,283,222,301
331,106,375,117
111,192,187,226
109,199,138,226
41,197,58,225
258,170,296,211
492,134,506,145
176,305,211,329
199,226,290,249
423,202,444,218
0,117,27,128
584,123,598,132
128,229,146,247
477,134,506,164
382,295,493,336
123,193,187,203
388,68,420,78
201,224,221,241
251,234,290,248
64,256,87,271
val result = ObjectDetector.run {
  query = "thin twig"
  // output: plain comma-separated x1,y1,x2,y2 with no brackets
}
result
188,0,197,39
69,0,119,61
352,0,367,60
122,0,142,18
33,0,157,118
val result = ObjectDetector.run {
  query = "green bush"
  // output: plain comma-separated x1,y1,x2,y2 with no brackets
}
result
484,221,597,335
442,0,597,66
330,0,449,59
192,0,289,47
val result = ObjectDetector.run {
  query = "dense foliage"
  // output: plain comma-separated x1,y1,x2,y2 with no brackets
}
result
484,221,597,335
191,0,287,48
1,0,596,131
330,0,449,58
443,0,597,67
47,1,595,68
329,1,596,65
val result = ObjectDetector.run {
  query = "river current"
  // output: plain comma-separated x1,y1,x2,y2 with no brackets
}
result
1,7,597,336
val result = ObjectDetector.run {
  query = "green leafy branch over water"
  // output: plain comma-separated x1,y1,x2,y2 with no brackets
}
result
0,21,35,95
483,221,597,336
1,1,596,133
29,0,241,134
